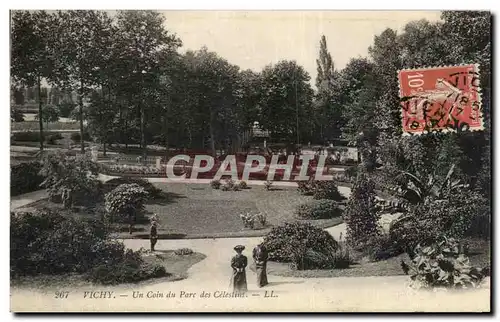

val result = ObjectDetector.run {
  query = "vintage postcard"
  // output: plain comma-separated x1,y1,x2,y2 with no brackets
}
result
9,10,491,313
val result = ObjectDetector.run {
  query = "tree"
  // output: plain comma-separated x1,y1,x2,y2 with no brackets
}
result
55,10,115,153
315,35,342,141
11,10,59,151
86,90,116,156
114,10,182,159
181,47,243,155
40,151,100,208
35,104,59,129
368,28,402,137
258,60,314,145
344,172,379,246
338,58,379,171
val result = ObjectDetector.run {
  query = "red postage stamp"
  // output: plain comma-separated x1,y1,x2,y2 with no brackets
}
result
398,64,483,134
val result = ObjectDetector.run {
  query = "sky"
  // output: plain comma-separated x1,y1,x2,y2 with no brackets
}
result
160,11,443,83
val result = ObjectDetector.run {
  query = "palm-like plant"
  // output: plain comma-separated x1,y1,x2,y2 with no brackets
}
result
393,164,467,206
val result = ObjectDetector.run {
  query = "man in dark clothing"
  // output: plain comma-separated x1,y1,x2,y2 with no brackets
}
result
150,220,158,252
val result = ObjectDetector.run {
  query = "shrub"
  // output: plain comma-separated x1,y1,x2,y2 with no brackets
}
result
40,151,100,208
210,179,221,189
45,133,63,145
10,209,110,276
263,222,338,265
343,172,380,246
221,179,238,191
104,178,161,199
358,233,403,261
105,183,149,234
10,161,45,196
405,236,487,289
174,248,194,256
12,131,41,142
331,234,351,269
389,189,490,256
239,212,267,229
296,199,342,219
264,180,273,191
70,131,91,143
86,250,168,285
238,181,248,189
11,209,168,284
313,180,344,201
11,108,25,122
297,177,315,195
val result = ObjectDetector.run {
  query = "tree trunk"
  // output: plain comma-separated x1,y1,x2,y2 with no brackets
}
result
37,76,44,151
188,126,192,148
79,80,85,153
209,108,216,156
103,142,107,156
124,117,128,149
164,105,169,158
140,102,146,164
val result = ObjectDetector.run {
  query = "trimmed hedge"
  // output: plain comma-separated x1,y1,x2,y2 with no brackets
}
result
296,199,343,219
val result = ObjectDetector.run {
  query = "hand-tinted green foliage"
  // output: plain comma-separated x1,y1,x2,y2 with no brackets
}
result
103,178,161,199
389,189,489,256
104,183,149,225
11,209,168,284
263,222,338,264
40,151,100,207
406,236,487,289
343,172,380,245
10,161,45,196
312,180,345,201
296,199,343,219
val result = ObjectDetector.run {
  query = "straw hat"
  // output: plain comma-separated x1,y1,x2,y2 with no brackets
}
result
234,245,245,252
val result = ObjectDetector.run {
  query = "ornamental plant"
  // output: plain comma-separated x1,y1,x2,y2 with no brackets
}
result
104,183,149,234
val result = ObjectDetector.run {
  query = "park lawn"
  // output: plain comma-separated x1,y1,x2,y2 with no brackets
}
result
250,238,491,278
137,182,344,238
21,182,345,238
10,249,206,291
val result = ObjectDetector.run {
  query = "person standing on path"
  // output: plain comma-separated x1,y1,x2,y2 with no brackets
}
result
150,220,158,252
253,243,269,287
230,245,248,293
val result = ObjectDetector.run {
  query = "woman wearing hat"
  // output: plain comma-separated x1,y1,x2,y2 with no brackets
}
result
230,245,248,293
253,243,269,287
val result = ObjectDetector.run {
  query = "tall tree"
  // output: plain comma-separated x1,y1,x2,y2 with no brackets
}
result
56,10,115,153
315,35,342,142
114,10,181,160
183,47,242,155
258,60,314,146
11,10,59,151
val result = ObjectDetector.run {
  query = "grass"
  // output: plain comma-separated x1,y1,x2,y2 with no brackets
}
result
21,182,345,239
10,249,206,291
138,183,344,238
11,120,81,131
250,238,490,278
